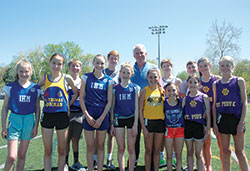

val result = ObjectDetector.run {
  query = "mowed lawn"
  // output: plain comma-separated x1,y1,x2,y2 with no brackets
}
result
0,100,250,170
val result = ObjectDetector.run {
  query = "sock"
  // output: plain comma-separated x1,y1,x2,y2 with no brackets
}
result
73,151,79,163
160,151,165,160
65,155,69,164
94,154,97,162
107,153,112,161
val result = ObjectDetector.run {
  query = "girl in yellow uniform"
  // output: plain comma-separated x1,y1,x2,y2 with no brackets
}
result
139,68,165,171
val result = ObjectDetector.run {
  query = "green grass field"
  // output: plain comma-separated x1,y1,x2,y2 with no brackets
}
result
0,100,250,170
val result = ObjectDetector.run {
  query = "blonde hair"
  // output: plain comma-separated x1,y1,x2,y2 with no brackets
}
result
197,57,210,66
107,50,119,59
219,56,234,66
68,59,82,67
133,44,147,56
160,59,173,68
15,59,32,81
120,62,134,75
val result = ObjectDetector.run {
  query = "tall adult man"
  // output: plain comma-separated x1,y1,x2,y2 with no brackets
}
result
130,44,157,168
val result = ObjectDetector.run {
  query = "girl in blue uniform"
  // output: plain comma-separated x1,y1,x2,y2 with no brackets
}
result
1,59,41,171
198,57,221,171
110,63,140,171
80,54,113,171
183,73,210,171
38,54,78,171
213,56,249,171
164,83,184,171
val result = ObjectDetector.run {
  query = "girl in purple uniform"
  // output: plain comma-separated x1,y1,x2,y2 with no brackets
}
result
198,57,221,171
1,59,41,171
183,73,210,171
80,54,113,171
164,83,184,171
110,63,140,171
213,56,249,171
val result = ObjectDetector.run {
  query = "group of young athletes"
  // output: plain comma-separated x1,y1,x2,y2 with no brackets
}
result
1,43,249,171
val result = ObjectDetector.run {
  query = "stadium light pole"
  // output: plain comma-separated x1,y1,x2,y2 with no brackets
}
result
148,25,168,68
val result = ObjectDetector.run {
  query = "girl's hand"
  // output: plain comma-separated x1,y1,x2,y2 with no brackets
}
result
237,122,245,134
142,127,149,138
31,126,38,138
213,124,219,136
1,128,8,139
110,125,115,136
93,117,103,129
132,125,138,137
86,115,96,127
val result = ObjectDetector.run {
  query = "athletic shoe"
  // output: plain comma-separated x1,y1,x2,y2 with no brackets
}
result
93,160,97,170
106,159,116,170
71,161,85,170
64,164,69,171
159,158,166,168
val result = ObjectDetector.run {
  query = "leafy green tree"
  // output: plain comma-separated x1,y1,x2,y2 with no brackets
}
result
176,71,188,81
233,59,250,96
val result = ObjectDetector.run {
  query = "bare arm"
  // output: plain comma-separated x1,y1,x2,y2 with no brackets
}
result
93,84,113,128
132,86,140,137
32,97,41,138
139,89,149,137
65,74,78,106
110,92,116,136
1,94,9,139
237,77,247,133
79,78,95,126
204,95,211,130
212,82,219,135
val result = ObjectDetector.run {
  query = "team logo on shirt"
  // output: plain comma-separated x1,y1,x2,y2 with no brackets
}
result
147,95,162,107
165,110,182,125
129,87,134,92
31,88,36,92
103,78,108,83
222,88,229,96
57,91,63,97
203,86,209,93
190,100,197,107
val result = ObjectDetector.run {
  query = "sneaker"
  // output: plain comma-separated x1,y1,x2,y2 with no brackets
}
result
64,164,69,171
71,161,85,170
106,159,116,170
93,160,97,170
159,158,166,168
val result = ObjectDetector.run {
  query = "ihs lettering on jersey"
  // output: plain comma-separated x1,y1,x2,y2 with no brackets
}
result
91,82,104,90
19,95,31,102
119,93,131,100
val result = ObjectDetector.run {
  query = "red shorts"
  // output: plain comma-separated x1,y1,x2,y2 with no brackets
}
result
165,127,184,138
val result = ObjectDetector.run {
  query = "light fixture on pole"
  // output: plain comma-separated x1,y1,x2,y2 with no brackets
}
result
148,25,168,68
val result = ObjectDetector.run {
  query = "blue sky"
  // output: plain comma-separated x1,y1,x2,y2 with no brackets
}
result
0,0,249,74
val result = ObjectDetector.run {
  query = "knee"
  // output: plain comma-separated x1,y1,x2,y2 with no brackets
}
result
118,145,125,154
18,152,26,160
58,148,66,156
127,146,135,155
235,149,245,158
195,151,202,159
145,147,152,155
44,148,52,156
97,143,104,151
222,147,231,156
7,155,17,163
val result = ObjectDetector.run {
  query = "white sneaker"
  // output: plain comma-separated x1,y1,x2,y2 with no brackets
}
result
64,164,69,171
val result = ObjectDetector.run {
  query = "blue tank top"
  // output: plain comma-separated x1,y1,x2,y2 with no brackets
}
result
113,82,139,118
2,81,41,115
43,74,69,113
215,77,242,118
184,93,206,125
82,72,113,108
164,98,184,128
68,78,82,112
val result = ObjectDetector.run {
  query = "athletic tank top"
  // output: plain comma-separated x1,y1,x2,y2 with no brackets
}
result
215,77,242,118
82,72,113,108
3,81,41,115
184,93,206,125
113,82,139,118
43,74,69,113
143,86,164,120
164,98,184,128
200,75,216,103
